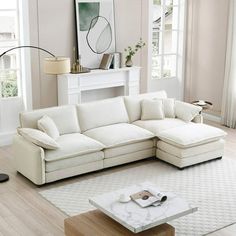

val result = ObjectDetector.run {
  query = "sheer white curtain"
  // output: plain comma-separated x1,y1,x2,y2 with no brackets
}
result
221,0,236,128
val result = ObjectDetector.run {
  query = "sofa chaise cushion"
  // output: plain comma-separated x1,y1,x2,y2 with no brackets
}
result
124,90,167,122
133,118,188,136
45,133,105,162
20,105,80,135
83,123,155,148
157,123,227,148
77,97,129,132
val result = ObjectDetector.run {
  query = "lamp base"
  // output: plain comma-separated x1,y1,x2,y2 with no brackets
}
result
0,173,9,183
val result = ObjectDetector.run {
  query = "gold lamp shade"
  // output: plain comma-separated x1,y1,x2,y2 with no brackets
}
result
44,57,71,75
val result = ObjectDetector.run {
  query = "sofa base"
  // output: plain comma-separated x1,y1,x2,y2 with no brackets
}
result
177,156,222,170
104,148,155,168
156,148,224,168
45,160,104,184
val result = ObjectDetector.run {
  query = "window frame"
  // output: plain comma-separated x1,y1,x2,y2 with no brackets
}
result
0,1,21,99
0,0,32,110
152,0,182,80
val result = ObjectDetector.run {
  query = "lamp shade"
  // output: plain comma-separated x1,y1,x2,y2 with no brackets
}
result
44,57,71,75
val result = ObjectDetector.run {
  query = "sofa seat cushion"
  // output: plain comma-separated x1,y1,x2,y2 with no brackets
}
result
45,133,105,162
104,140,154,159
84,123,155,148
46,151,104,172
133,118,187,136
157,139,225,158
157,123,227,148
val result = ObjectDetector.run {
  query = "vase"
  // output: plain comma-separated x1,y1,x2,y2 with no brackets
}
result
125,57,133,67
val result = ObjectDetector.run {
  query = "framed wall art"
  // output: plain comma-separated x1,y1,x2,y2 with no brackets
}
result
75,0,116,69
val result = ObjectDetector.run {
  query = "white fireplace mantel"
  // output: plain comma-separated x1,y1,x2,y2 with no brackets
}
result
57,67,141,105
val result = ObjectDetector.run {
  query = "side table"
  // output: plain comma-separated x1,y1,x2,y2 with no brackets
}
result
191,100,213,111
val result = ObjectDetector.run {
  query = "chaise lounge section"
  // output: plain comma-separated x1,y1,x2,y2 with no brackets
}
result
13,91,227,185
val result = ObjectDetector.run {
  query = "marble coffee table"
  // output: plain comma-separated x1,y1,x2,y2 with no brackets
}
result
89,182,197,233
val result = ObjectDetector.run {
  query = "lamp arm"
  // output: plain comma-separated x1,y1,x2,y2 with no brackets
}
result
0,46,56,58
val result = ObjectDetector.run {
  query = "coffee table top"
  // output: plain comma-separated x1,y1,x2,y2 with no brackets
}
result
89,182,197,233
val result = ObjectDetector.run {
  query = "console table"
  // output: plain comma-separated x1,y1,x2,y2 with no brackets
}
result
57,67,141,105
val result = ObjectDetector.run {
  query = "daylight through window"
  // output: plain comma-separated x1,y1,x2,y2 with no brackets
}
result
152,0,182,79
0,0,20,98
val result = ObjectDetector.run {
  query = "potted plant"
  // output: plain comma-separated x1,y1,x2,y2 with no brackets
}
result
124,39,145,67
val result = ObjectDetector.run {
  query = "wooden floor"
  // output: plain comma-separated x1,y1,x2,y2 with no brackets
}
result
0,121,236,236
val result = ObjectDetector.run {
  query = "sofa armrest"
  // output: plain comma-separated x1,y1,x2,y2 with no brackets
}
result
192,114,203,123
13,134,46,185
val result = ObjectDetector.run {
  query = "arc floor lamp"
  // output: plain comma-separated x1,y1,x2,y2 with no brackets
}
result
0,45,71,183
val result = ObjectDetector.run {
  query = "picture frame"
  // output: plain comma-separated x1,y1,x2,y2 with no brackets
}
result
75,0,116,69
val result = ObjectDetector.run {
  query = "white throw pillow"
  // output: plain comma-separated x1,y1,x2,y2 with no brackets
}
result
38,115,60,140
18,128,59,150
124,90,168,122
141,99,165,120
156,98,175,118
175,101,202,122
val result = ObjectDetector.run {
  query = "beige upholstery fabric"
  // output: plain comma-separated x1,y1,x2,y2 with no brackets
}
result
20,105,80,135
160,98,175,118
84,123,154,148
175,101,202,122
38,115,60,139
104,140,154,158
157,139,225,158
45,133,104,161
158,123,227,148
133,118,187,136
46,160,104,183
46,151,104,172
18,128,59,150
13,135,46,185
124,91,168,122
156,149,224,168
77,97,129,132
141,99,164,120
104,148,155,168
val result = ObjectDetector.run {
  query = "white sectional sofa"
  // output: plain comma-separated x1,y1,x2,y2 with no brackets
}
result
13,91,227,185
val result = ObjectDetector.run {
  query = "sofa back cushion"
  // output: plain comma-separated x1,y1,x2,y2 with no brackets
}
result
77,97,129,132
124,90,168,122
20,105,80,135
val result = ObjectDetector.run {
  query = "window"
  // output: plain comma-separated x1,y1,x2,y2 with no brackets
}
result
152,0,184,79
0,0,20,98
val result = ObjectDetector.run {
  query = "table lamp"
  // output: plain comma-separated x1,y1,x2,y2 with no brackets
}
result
0,45,71,182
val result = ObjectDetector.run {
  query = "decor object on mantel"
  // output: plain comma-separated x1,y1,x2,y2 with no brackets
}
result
99,52,122,70
124,39,145,67
191,100,213,110
71,47,90,74
0,45,71,75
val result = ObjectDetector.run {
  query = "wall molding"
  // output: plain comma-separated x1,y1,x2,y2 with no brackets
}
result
202,112,221,124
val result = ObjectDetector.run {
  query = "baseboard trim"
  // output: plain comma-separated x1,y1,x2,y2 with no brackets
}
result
202,112,221,124
0,131,16,146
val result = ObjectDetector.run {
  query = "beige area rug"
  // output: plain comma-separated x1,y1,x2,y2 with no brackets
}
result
39,157,236,236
